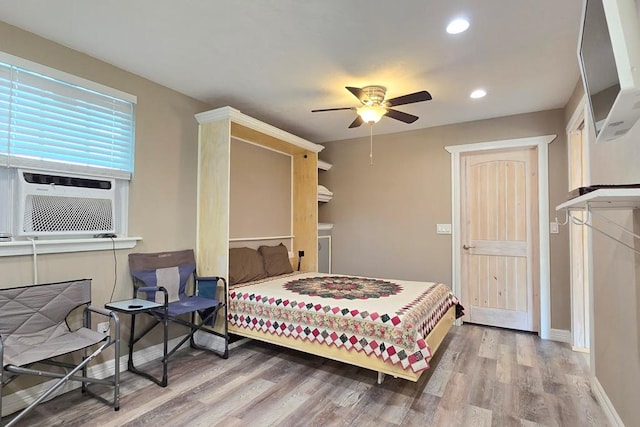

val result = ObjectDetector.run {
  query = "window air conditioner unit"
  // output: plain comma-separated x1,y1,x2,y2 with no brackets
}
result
16,169,116,237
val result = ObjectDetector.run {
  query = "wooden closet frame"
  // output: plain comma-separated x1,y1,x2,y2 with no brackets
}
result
195,106,454,382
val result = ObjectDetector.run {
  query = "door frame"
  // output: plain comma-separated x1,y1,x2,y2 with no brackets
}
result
566,94,592,354
446,135,556,339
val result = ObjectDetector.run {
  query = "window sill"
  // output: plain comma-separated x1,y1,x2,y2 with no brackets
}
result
0,237,142,257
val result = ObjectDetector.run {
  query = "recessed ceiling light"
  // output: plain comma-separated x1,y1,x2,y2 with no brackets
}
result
446,18,469,34
470,89,487,99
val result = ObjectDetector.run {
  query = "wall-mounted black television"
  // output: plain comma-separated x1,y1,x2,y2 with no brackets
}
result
578,0,640,142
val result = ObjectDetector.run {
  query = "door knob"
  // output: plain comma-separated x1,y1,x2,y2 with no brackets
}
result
463,244,475,250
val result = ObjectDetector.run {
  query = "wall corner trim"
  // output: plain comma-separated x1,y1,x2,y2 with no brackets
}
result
591,376,625,427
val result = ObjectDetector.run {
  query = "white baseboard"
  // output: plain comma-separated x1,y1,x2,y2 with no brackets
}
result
229,337,251,350
193,330,227,353
1,335,190,418
548,328,571,343
193,330,247,352
591,376,624,427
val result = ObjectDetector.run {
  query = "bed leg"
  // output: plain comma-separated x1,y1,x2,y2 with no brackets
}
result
377,372,385,384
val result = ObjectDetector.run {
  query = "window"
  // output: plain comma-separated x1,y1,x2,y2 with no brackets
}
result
0,52,137,241
0,52,136,179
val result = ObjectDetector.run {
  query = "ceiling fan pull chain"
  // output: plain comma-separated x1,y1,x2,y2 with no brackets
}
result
369,124,374,166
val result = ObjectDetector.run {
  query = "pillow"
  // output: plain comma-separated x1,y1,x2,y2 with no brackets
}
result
258,243,294,276
228,247,267,285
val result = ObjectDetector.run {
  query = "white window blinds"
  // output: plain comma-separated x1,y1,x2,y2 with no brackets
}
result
0,54,136,179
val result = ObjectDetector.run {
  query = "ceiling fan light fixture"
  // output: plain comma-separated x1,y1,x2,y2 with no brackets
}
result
357,105,387,124
312,85,431,128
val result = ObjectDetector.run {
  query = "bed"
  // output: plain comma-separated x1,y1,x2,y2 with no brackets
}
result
225,246,463,382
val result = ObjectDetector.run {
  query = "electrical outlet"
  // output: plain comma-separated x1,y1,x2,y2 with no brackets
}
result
550,221,559,234
298,250,305,257
97,321,110,335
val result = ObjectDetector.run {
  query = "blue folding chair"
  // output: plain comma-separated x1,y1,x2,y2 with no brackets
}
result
128,250,227,387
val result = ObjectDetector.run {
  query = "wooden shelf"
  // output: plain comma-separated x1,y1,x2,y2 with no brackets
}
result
318,160,332,171
318,223,334,231
556,188,640,211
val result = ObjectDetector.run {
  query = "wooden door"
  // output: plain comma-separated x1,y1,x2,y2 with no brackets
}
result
460,148,538,331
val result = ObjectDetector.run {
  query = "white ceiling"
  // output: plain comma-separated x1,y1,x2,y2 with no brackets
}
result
0,0,584,143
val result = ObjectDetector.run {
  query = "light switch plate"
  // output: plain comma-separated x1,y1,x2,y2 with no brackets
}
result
436,224,452,234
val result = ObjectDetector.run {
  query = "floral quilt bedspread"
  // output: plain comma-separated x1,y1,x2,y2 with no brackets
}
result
228,273,462,373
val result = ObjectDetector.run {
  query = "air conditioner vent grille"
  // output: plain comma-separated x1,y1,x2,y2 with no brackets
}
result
24,195,114,233
23,172,112,189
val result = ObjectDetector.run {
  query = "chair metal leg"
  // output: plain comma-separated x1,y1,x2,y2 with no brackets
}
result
82,308,90,395
161,315,168,387
49,308,119,412
127,313,168,387
1,337,4,424
4,339,111,427
128,313,136,372
188,303,228,359
112,314,121,410
127,302,226,388
222,302,229,359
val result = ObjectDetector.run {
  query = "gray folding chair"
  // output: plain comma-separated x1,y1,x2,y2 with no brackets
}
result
128,249,228,387
0,279,120,427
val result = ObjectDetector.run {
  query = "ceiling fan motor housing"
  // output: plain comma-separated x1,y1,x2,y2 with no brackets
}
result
362,85,387,105
311,85,430,127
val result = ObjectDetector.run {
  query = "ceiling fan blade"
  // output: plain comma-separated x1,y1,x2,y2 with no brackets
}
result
311,107,355,112
385,108,419,124
385,90,432,107
345,86,368,103
348,115,364,128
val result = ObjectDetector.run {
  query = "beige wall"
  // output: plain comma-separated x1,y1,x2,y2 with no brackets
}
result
319,109,571,330
230,138,292,240
588,118,640,426
0,21,211,395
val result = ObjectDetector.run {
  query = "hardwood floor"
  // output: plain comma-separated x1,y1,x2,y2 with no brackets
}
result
3,324,609,426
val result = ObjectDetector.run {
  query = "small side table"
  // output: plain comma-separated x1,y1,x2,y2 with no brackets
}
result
105,298,168,386
106,298,162,313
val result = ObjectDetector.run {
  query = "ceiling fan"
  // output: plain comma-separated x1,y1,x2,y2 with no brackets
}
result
311,85,432,128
